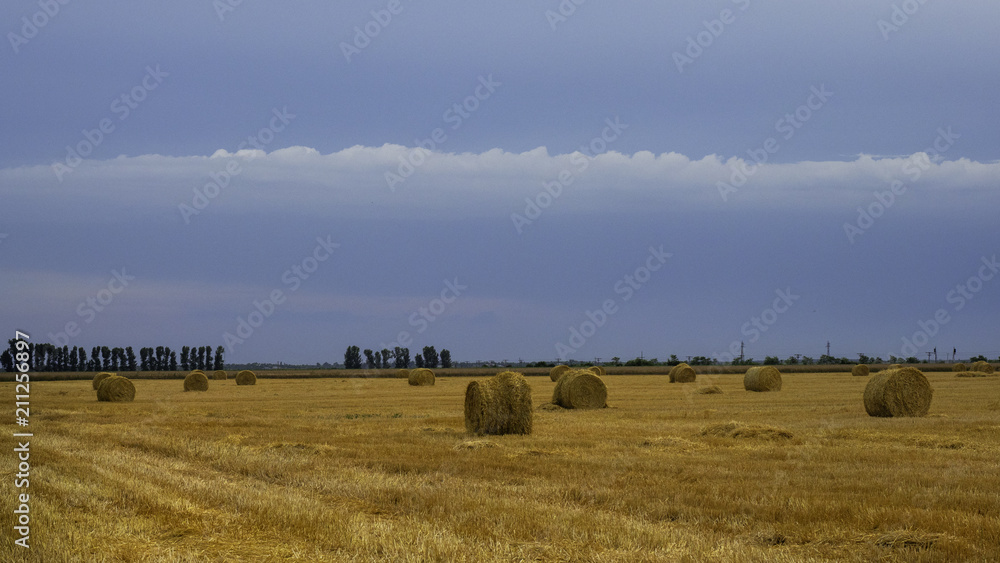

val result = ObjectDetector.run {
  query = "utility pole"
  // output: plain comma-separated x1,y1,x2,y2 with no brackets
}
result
826,341,831,357
926,352,932,363
933,348,937,362
740,341,744,362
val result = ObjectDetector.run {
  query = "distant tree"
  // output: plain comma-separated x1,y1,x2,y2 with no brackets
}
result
203,346,212,370
625,357,657,367
400,347,411,368
110,348,121,371
344,346,362,370
0,349,11,372
169,350,178,371
139,348,149,371
422,346,438,369
181,346,190,371
764,356,780,365
858,354,872,365
610,356,621,366
154,346,165,370
381,348,392,369
101,347,112,370
970,354,988,363
125,347,137,371
440,349,452,369
214,346,225,370
415,354,424,368
690,356,714,366
91,347,101,371
905,357,920,364
363,349,375,369
785,356,799,365
34,345,47,371
68,347,78,371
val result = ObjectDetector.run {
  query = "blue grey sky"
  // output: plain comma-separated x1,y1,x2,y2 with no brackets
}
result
2,1,998,365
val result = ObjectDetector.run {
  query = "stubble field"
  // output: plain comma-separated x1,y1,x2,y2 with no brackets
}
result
3,371,999,562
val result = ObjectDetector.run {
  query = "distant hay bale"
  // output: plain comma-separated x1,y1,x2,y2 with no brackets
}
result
235,370,257,386
397,369,410,379
744,366,782,392
952,363,967,372
408,368,435,386
887,364,902,370
549,364,571,382
97,376,135,402
695,385,723,395
863,367,933,417
700,421,793,440
971,361,994,374
213,370,228,380
955,371,995,378
669,363,696,383
464,371,532,435
552,369,607,409
184,371,209,392
587,365,606,376
92,372,115,390
852,364,870,377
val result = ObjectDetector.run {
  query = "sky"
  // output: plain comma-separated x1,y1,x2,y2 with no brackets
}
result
1,1,998,366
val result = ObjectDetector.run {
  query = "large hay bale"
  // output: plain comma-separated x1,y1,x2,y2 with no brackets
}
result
92,372,115,390
669,363,696,383
952,363,967,372
236,370,256,385
863,367,933,417
184,371,209,392
587,365,606,376
97,376,135,402
744,366,782,392
852,364,870,377
549,364,571,382
397,369,410,379
552,369,607,409
464,371,532,435
213,370,228,380
408,368,435,386
971,361,994,374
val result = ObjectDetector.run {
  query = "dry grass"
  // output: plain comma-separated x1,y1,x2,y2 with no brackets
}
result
3,372,999,562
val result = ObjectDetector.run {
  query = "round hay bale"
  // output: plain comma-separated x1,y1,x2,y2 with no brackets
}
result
408,368,435,386
552,369,607,409
549,364,571,382
397,369,410,379
184,371,209,392
586,365,606,376
464,371,532,435
863,367,933,417
92,372,115,391
213,370,228,380
952,363,967,372
669,363,696,383
852,364,870,377
744,366,782,392
887,364,902,370
695,385,723,395
235,370,257,386
971,361,994,374
97,376,135,402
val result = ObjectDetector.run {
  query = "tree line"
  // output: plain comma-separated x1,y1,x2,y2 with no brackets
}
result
1,340,225,372
343,345,452,370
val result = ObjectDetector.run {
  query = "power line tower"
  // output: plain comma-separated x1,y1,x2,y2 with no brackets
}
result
826,341,831,357
740,341,744,362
